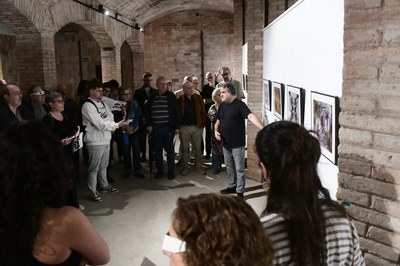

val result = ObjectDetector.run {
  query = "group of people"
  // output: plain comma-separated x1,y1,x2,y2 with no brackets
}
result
0,72,366,265
0,119,365,265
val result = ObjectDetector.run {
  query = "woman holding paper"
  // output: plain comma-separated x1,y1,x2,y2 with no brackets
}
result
43,91,82,209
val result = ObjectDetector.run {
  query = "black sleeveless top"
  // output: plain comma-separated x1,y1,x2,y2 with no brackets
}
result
29,250,81,266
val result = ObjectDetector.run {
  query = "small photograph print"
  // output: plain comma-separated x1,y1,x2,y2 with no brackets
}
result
272,82,284,120
286,85,304,125
310,91,339,164
263,80,271,111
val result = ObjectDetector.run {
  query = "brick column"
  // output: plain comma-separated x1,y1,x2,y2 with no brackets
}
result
16,34,45,91
41,33,57,89
245,0,265,182
339,0,400,264
233,0,243,80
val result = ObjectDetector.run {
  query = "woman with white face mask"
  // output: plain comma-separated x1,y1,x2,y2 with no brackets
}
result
162,193,274,266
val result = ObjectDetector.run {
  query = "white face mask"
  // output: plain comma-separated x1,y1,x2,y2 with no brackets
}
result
161,234,186,253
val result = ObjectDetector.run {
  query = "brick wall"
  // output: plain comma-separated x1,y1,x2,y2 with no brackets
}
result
339,0,400,264
143,10,234,90
233,0,243,81
245,0,266,182
16,34,45,91
0,35,18,84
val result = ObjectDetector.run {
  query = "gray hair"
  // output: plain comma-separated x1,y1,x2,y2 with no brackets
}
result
211,88,221,102
217,82,236,96
46,91,62,104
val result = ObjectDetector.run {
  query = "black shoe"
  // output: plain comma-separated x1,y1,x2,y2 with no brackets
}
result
203,155,210,160
154,172,163,179
220,187,236,194
175,160,182,167
108,177,115,183
237,193,244,198
212,168,221,174
141,156,146,162
134,171,145,178
168,172,175,180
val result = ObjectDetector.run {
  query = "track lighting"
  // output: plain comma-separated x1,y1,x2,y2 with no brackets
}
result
72,0,143,32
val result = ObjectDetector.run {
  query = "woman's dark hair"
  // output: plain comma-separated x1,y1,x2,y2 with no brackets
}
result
173,193,274,266
255,121,345,266
0,121,72,264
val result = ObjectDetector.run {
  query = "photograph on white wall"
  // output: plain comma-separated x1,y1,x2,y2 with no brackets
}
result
286,85,304,125
311,91,339,164
263,80,271,111
272,82,284,120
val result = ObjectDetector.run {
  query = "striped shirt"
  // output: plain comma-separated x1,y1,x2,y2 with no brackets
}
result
261,205,365,266
151,95,169,126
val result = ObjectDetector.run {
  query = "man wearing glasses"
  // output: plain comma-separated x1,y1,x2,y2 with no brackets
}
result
24,85,48,120
0,82,33,129
219,67,245,100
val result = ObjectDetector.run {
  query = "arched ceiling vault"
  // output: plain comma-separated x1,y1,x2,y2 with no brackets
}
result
42,0,234,26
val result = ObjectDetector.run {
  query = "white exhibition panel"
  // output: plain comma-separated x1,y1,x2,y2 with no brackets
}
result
262,0,344,199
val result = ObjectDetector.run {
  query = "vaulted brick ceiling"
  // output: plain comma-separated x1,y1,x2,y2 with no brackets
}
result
73,0,234,25
0,0,233,35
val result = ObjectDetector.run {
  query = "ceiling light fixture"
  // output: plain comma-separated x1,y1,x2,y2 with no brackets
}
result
72,0,143,32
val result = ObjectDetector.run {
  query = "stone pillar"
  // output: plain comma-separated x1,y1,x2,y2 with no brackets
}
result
245,0,265,182
16,34,45,91
339,0,400,264
233,0,243,80
41,33,57,89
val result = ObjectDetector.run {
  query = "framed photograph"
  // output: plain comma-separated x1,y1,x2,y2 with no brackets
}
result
263,80,271,111
286,85,305,125
310,92,339,165
272,81,284,120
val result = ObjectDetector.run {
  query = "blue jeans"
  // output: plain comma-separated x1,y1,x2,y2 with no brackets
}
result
122,132,141,172
212,150,224,171
153,126,175,174
223,146,246,193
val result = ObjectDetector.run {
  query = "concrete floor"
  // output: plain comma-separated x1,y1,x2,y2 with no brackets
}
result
77,157,267,266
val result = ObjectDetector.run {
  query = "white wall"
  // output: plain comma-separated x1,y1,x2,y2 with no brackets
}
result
263,0,344,199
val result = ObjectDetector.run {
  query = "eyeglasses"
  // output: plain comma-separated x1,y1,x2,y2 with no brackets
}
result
162,232,186,253
31,91,45,96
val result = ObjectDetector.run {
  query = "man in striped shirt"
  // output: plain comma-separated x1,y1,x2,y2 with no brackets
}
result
146,76,181,179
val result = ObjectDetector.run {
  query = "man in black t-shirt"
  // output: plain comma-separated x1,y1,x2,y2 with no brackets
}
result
214,82,263,198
